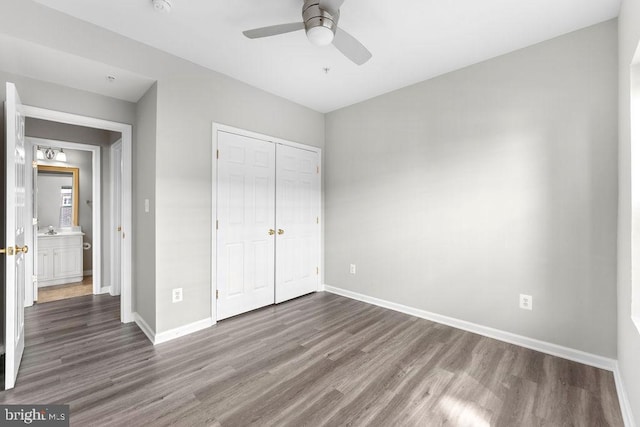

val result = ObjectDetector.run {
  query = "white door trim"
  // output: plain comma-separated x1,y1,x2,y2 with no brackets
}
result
26,137,102,297
24,144,36,307
110,139,123,297
22,105,134,323
211,122,322,323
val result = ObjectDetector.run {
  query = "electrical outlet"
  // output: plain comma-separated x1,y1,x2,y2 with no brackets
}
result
350,264,356,275
519,294,532,310
172,288,183,303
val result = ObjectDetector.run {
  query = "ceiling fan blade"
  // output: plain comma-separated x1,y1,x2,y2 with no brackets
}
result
332,27,372,65
319,0,345,15
243,22,305,39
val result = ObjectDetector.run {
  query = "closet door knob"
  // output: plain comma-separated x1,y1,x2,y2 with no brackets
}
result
268,229,275,236
278,229,285,235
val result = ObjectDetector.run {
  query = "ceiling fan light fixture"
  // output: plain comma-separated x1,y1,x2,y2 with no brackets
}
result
306,26,334,46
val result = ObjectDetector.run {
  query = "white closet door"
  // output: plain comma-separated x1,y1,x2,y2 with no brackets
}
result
217,132,276,320
275,144,320,303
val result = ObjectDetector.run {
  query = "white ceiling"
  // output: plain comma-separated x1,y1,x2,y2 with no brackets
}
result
0,33,155,103
31,0,620,112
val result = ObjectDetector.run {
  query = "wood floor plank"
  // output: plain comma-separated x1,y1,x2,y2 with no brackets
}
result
0,292,624,426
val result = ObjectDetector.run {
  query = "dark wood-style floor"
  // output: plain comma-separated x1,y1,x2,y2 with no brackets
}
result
0,292,623,426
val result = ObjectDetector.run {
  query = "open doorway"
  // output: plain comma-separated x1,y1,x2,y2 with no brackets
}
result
19,105,133,323
25,133,113,305
3,82,135,391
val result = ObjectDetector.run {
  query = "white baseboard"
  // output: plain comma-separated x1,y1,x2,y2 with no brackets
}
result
613,364,637,427
323,285,617,371
96,287,111,295
134,313,214,345
38,276,84,287
134,312,155,344
154,318,214,345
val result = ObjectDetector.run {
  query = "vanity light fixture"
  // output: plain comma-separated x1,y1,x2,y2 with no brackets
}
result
44,147,55,160
55,149,67,162
37,146,67,162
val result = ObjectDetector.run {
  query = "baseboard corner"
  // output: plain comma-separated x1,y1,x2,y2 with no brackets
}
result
613,363,637,427
133,312,155,345
154,318,214,345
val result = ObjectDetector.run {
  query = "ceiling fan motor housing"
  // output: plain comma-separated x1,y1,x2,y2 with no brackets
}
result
302,0,339,39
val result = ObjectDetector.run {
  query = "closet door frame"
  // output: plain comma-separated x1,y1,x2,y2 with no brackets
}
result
211,123,322,323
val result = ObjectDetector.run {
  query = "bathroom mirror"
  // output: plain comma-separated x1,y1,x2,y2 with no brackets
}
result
37,165,80,227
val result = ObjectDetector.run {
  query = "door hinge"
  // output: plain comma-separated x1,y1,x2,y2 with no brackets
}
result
317,165,320,174
32,160,38,168
117,226,122,232
316,216,319,224
122,232,125,239
216,290,219,299
33,218,38,226
216,220,219,230
316,267,319,275
32,275,38,284
216,149,219,159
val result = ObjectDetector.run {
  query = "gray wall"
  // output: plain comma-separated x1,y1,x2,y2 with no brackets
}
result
27,119,119,145
134,83,157,330
325,20,618,358
37,148,93,271
618,0,640,421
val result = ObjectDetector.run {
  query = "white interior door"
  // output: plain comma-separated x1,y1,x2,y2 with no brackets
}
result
216,131,276,320
275,144,320,303
4,82,27,390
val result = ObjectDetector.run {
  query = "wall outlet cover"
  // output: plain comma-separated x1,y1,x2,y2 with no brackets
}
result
519,294,533,310
350,264,356,275
172,288,183,303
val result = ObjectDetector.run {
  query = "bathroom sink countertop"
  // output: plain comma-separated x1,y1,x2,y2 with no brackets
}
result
38,230,85,238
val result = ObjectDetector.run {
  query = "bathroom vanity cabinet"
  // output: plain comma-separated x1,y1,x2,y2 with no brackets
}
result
37,232,84,286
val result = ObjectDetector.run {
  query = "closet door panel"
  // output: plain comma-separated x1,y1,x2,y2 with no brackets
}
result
275,145,320,303
217,131,276,320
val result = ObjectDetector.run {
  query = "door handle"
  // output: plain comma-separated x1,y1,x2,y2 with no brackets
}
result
268,229,275,235
0,246,15,256
278,229,285,235
15,245,28,254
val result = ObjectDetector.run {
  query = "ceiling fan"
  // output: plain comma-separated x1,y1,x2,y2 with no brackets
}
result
242,0,372,66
